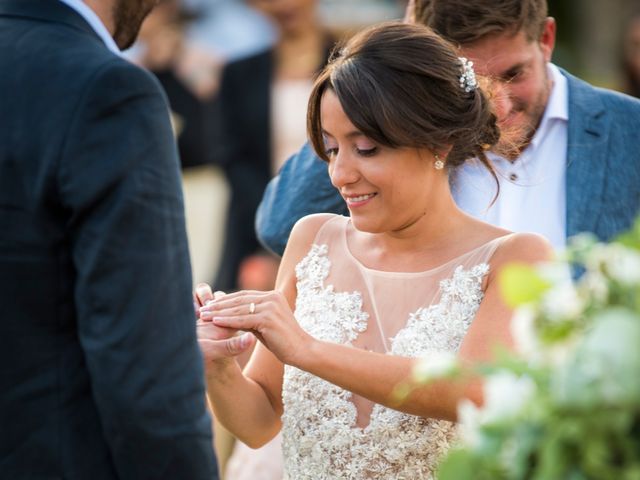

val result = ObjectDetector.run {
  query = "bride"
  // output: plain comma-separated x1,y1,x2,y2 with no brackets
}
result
197,22,552,479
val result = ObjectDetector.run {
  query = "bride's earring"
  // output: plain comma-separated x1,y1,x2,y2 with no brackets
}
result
434,154,445,170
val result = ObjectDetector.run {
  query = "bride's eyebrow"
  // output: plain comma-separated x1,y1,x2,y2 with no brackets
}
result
321,129,367,140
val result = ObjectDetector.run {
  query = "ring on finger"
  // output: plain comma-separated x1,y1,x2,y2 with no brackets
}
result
249,302,256,314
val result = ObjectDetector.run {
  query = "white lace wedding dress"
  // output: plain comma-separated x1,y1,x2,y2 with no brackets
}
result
281,215,509,479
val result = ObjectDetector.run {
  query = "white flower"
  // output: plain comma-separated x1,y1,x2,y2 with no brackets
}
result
457,399,482,448
580,271,609,304
540,281,585,319
602,244,640,286
412,351,457,383
456,371,537,449
482,371,536,423
510,305,540,359
584,243,609,272
537,260,573,285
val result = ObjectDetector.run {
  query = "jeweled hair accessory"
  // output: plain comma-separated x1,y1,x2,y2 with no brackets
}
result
458,57,477,93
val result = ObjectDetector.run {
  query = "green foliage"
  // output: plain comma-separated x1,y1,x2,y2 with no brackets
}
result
617,216,640,251
434,221,640,480
499,263,551,308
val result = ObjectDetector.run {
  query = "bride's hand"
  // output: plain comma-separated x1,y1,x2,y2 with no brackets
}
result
199,290,313,366
194,284,255,370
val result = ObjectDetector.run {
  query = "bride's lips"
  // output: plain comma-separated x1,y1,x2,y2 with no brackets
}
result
343,193,377,208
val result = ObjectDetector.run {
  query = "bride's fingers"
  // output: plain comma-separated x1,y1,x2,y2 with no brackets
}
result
199,301,263,320
195,285,228,321
199,291,270,317
202,290,270,309
208,289,268,300
209,312,256,330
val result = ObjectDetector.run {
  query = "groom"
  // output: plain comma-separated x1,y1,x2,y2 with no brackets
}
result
0,0,218,478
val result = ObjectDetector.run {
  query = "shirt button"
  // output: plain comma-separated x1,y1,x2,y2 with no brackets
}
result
509,173,518,182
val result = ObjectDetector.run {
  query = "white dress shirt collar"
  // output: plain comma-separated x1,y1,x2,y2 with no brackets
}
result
57,0,120,55
528,63,569,152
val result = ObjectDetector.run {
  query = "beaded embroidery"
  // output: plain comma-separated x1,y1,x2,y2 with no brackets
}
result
282,244,490,479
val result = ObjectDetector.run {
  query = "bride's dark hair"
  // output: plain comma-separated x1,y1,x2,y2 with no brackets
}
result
307,21,502,191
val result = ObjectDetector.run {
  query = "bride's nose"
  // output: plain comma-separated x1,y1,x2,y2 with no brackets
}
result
329,152,359,189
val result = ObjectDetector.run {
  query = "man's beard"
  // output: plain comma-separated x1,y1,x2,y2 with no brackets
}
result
499,78,550,160
515,88,549,147
112,0,157,50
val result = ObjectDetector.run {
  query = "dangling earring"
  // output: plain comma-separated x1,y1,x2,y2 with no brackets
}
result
434,154,445,170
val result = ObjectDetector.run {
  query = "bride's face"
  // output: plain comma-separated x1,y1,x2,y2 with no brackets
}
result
320,90,445,234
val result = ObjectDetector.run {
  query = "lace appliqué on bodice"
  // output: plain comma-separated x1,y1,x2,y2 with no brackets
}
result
281,245,490,479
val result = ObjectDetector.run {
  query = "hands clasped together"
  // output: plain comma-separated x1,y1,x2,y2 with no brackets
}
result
195,284,312,369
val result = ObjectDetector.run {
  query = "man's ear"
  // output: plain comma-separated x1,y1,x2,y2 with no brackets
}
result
539,17,557,62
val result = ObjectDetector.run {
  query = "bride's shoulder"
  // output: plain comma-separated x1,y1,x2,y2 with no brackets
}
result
289,213,343,246
278,214,342,274
490,232,554,270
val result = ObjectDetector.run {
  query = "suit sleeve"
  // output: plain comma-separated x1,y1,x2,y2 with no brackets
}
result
58,59,218,480
255,142,348,256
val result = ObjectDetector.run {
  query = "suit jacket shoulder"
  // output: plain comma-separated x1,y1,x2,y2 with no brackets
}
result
563,69,640,240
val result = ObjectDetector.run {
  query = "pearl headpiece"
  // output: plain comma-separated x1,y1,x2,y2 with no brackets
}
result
458,57,477,93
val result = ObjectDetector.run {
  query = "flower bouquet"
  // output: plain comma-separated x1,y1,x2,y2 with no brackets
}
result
432,219,640,479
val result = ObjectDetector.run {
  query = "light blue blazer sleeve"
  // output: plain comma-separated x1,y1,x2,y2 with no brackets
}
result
256,142,348,256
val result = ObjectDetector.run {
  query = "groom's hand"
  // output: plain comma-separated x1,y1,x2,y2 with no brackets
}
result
194,283,255,370
194,283,236,340
198,326,256,366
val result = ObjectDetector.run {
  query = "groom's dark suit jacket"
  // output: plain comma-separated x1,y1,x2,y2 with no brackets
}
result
0,1,219,478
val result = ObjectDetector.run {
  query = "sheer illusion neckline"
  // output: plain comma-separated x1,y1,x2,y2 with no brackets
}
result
342,218,512,277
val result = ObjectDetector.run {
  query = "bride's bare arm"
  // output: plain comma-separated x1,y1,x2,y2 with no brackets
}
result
202,232,553,423
199,214,337,447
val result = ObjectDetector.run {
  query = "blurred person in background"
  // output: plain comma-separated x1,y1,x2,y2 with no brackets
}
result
133,0,229,288
0,0,218,478
256,0,640,257
183,0,276,62
622,10,640,98
213,0,335,297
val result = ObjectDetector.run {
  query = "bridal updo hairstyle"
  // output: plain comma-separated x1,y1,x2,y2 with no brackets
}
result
307,22,500,182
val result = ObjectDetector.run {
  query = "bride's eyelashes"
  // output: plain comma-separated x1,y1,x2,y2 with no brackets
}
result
323,145,379,159
355,146,378,157
324,147,338,158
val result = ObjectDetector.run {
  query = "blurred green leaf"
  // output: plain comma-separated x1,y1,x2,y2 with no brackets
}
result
617,216,640,251
499,263,551,308
438,450,502,480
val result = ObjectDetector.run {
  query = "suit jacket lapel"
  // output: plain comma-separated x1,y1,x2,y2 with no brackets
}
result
0,0,103,46
563,69,611,239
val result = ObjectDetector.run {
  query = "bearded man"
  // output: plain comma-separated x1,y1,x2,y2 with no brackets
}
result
0,0,219,478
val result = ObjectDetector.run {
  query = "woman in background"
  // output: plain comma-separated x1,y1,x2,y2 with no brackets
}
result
214,0,335,295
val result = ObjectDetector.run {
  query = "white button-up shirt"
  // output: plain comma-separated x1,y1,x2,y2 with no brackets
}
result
453,63,569,249
57,0,120,54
